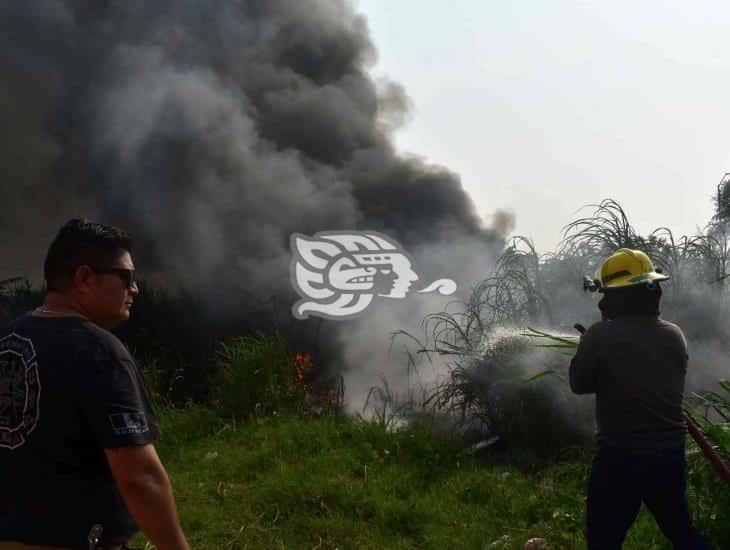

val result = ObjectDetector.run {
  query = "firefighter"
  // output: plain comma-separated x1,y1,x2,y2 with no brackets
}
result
570,248,711,549
0,219,189,549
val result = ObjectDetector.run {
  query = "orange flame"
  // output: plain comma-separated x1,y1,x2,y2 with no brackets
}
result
293,353,344,413
294,352,313,385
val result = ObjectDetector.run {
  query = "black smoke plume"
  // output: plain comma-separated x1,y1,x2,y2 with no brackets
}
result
0,0,502,313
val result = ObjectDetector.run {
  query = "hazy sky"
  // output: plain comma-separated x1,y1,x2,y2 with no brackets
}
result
357,0,730,252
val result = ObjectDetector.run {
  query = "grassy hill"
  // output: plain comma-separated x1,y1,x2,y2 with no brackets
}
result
128,404,728,549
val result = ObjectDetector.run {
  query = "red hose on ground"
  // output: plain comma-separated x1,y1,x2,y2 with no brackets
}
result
683,409,730,485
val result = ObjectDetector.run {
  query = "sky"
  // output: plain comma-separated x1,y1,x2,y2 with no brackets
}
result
356,0,730,252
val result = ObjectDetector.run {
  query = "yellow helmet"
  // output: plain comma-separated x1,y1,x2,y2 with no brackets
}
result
591,248,669,292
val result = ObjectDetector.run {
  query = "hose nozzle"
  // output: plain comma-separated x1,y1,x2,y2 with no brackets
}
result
583,276,601,293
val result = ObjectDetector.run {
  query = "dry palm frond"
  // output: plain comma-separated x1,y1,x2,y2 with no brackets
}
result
686,229,730,284
646,227,692,292
474,236,554,326
560,199,641,257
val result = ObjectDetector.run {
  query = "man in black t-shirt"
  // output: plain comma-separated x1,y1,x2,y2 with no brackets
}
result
0,219,189,550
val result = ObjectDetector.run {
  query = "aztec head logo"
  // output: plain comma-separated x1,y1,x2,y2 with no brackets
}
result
290,231,456,320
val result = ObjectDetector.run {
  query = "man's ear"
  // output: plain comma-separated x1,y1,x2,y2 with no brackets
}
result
72,265,97,293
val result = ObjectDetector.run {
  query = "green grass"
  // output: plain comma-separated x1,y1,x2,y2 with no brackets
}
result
210,333,307,421
128,404,729,549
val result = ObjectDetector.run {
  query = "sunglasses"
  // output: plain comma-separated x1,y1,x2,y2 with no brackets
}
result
90,267,136,289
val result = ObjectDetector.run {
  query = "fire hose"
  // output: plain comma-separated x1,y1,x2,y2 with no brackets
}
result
573,323,730,485
683,408,730,485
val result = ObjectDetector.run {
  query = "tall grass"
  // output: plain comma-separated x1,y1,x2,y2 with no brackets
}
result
209,332,345,422
115,280,234,406
210,332,306,421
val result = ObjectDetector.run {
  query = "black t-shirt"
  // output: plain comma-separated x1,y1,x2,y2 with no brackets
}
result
0,313,160,548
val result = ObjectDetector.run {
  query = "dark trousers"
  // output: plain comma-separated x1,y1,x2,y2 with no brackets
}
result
586,446,712,549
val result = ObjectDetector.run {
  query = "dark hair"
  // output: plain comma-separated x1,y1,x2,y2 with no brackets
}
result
43,218,133,293
599,282,662,320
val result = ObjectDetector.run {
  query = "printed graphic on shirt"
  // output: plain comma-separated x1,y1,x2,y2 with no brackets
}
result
109,411,149,435
0,333,41,450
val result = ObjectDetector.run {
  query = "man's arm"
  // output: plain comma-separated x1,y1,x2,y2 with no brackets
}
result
78,346,190,549
105,444,190,550
569,325,601,394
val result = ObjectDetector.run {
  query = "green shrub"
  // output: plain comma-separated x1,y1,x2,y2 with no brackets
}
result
138,354,179,411
116,280,225,406
210,332,306,421
686,448,730,545
419,333,591,460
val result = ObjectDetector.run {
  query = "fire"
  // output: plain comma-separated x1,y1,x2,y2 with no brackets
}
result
294,352,312,386
293,352,344,414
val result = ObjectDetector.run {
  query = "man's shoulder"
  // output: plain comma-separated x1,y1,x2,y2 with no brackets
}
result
3,312,133,362
584,320,611,337
656,318,683,332
592,316,682,331
601,316,686,345
655,318,687,344
82,324,134,363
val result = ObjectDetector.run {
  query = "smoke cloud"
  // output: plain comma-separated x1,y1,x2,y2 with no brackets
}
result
0,1,510,421
0,0,500,306
338,233,501,414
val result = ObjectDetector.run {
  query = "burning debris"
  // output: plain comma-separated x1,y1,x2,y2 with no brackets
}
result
294,351,343,415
